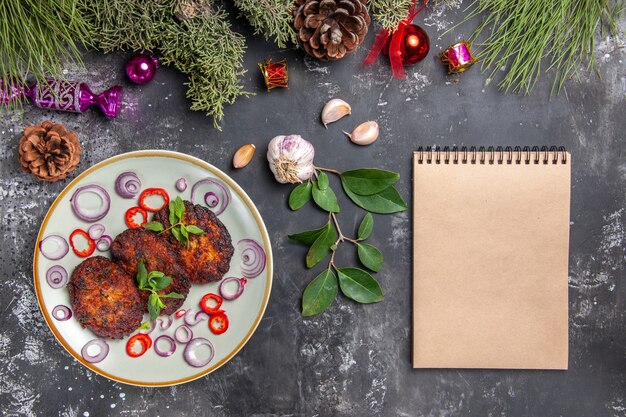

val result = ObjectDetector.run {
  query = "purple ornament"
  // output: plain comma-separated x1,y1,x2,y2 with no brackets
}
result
125,54,159,85
0,79,123,118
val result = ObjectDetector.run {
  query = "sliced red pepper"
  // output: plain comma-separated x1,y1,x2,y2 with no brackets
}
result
126,333,152,358
200,293,223,315
69,229,96,257
125,206,148,229
208,313,229,335
175,309,187,319
139,188,170,212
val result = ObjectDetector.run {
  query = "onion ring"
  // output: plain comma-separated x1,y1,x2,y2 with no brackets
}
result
190,178,231,215
158,315,173,330
39,235,69,260
46,265,68,288
96,235,112,252
184,310,209,326
237,239,266,278
87,223,105,240
81,339,109,363
176,178,187,192
115,172,141,199
219,277,247,301
70,184,111,222
183,338,215,368
154,335,176,357
52,305,72,321
174,325,193,344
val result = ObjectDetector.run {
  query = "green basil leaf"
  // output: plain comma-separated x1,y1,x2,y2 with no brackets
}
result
342,179,407,214
185,225,204,235
137,321,151,330
136,260,148,289
147,271,165,279
152,275,173,291
312,181,340,213
174,196,185,220
148,293,160,320
143,221,164,232
168,199,178,226
337,267,384,304
305,224,337,268
358,213,374,240
357,243,384,272
180,225,189,239
317,172,329,190
289,182,312,211
341,168,400,196
162,292,185,299
171,226,182,243
302,268,338,317
157,298,166,309
288,223,330,245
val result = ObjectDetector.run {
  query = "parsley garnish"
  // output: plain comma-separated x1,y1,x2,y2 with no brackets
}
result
143,196,203,247
136,260,184,320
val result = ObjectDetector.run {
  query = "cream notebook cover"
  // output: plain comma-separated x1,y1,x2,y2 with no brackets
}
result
412,147,570,369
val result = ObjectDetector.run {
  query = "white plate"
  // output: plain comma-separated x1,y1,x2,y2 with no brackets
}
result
33,150,273,386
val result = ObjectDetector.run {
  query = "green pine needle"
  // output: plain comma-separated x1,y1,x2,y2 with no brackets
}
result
368,0,413,30
462,0,624,94
233,0,299,48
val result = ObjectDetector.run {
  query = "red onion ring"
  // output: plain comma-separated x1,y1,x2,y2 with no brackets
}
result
174,325,193,344
46,265,68,288
184,310,209,326
96,235,112,252
39,235,69,260
219,277,247,301
138,320,156,334
154,335,176,357
52,305,72,321
183,338,215,368
115,172,141,199
176,178,187,192
237,239,266,278
87,223,105,240
70,184,111,222
191,178,231,215
81,339,109,363
157,315,173,330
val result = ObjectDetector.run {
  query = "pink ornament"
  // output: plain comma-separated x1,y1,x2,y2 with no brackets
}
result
125,54,159,85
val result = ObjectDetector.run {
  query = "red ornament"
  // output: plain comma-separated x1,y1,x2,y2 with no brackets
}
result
258,58,289,91
383,24,429,66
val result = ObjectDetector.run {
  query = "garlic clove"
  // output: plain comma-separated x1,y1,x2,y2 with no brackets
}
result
233,143,256,168
343,121,379,146
321,98,351,128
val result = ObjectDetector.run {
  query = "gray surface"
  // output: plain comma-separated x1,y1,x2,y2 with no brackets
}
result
1,4,625,416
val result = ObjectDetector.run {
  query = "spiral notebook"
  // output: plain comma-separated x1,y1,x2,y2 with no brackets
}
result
412,146,571,369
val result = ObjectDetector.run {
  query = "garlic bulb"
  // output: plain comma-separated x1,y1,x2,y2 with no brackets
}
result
267,135,315,184
344,121,379,146
321,98,351,128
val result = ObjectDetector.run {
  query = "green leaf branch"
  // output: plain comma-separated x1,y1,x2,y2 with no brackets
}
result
288,166,407,316
136,260,184,320
144,196,204,247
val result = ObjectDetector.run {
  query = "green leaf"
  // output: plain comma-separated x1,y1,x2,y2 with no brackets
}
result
136,260,148,289
152,275,173,291
148,293,160,320
180,225,189,239
162,292,185,299
137,321,151,330
289,182,312,210
340,168,400,196
171,226,182,243
357,243,384,272
342,179,407,214
337,267,384,304
185,225,204,235
288,223,330,245
168,200,178,226
358,213,374,240
143,221,164,232
312,181,340,213
317,172,329,190
157,298,166,309
302,268,338,317
305,224,337,268
147,271,165,279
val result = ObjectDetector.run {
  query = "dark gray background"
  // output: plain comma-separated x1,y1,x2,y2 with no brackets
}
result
0,3,624,416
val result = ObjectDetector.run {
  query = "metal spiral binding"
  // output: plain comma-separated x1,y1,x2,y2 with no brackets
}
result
415,146,567,165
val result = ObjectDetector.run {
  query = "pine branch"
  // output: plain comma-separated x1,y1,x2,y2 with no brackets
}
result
367,0,412,30
233,0,299,48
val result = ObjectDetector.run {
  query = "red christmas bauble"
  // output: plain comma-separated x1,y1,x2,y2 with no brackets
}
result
383,24,430,66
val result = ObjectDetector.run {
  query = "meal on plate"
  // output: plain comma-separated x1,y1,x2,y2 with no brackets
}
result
39,174,266,367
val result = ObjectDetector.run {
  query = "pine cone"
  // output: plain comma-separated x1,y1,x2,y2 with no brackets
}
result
18,121,81,182
294,0,371,60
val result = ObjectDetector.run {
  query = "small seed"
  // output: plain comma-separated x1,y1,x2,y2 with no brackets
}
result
343,121,379,146
233,144,256,168
321,98,351,128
